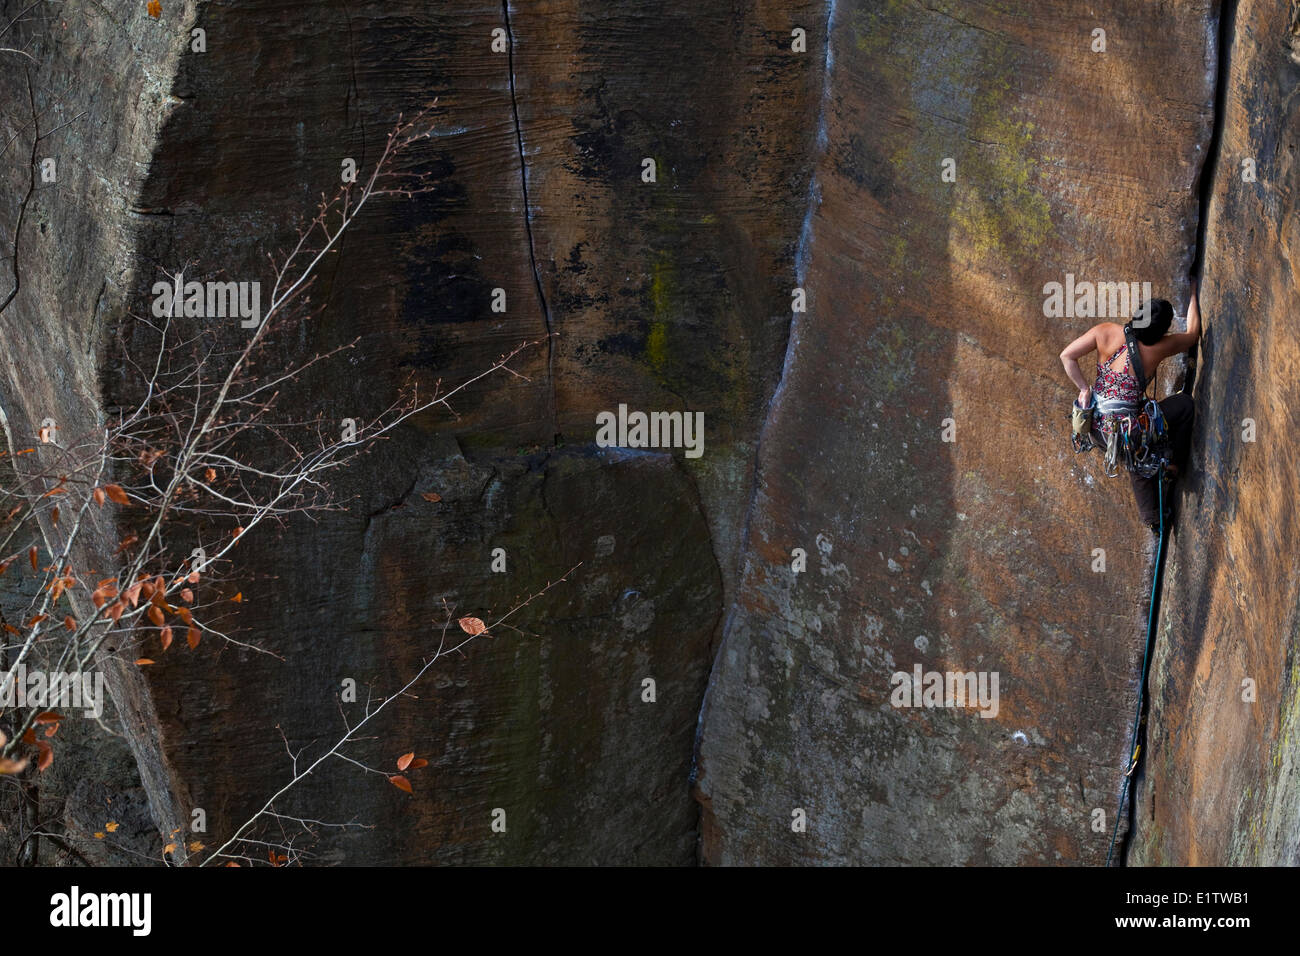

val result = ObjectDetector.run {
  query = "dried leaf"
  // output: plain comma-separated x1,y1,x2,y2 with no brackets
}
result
186,626,201,650
104,484,129,506
0,757,27,775
36,741,53,772
181,587,194,604
420,492,442,503
26,614,47,628
106,601,125,623
135,658,155,666
106,821,119,833
188,840,204,852
163,842,177,855
93,487,106,507
34,712,64,724
50,506,59,526
397,752,415,771
44,723,58,738
28,545,38,571
176,607,192,625
63,615,76,631
388,774,413,794
160,626,173,651
458,616,487,636
147,605,165,628
408,758,429,770
204,468,216,483
231,592,242,603
123,582,143,607
147,0,161,19
225,862,240,867
187,571,200,584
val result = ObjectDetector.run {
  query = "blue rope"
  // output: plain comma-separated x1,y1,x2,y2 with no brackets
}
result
1105,461,1165,866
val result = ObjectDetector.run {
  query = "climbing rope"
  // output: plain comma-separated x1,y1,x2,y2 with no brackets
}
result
1105,461,1166,867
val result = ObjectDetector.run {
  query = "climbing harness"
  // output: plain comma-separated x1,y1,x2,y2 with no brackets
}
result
1104,461,1168,866
1071,324,1171,478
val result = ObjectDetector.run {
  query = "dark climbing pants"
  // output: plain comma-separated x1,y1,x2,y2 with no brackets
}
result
1129,392,1195,528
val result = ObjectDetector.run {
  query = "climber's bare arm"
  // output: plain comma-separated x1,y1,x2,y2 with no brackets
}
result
1152,281,1202,362
1060,325,1102,405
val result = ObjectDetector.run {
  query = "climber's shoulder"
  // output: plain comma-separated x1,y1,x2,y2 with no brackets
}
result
1094,322,1125,350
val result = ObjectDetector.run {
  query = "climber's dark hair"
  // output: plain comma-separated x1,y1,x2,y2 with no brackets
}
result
1130,298,1173,345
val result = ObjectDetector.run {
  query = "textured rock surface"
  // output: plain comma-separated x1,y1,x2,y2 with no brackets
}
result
1130,0,1300,866
4,0,815,863
694,0,1216,865
4,0,1298,868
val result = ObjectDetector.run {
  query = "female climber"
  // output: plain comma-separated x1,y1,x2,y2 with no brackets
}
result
1058,281,1202,531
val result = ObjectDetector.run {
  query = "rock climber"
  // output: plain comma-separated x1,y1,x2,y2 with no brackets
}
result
1059,280,1202,531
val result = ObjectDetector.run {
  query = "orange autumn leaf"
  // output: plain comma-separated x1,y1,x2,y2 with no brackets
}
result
159,626,173,651
458,616,487,636
176,607,192,625
93,487,106,507
204,468,216,483
36,741,53,772
106,822,119,833
147,605,165,628
163,842,177,855
225,861,240,867
44,723,58,738
420,492,441,502
1,624,17,636
106,601,125,623
50,506,59,526
147,0,161,18
187,571,200,584
408,758,429,770
396,752,415,771
123,581,143,607
63,615,76,632
181,588,194,604
26,614,47,628
186,626,200,650
34,711,64,724
40,486,67,498
28,545,38,571
231,592,242,603
135,658,155,666
0,757,28,775
104,484,129,506
388,774,413,794
0,557,12,576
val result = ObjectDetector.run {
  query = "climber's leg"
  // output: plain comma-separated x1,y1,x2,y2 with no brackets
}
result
1159,392,1195,471
1129,471,1160,530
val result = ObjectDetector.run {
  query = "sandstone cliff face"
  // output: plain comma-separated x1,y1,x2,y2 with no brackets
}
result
694,0,1215,865
1,0,1296,866
1130,0,1300,866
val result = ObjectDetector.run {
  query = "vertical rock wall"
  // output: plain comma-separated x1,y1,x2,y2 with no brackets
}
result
694,0,1216,865
1131,0,1300,866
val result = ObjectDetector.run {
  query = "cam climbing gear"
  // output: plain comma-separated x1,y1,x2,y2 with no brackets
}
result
1105,461,1167,866
1071,396,1099,453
